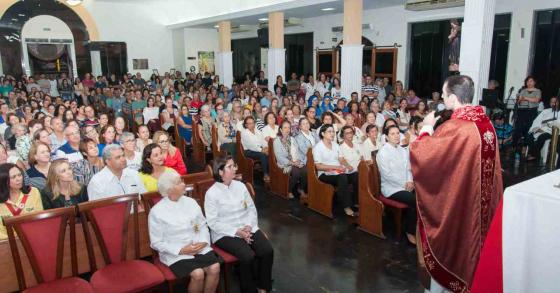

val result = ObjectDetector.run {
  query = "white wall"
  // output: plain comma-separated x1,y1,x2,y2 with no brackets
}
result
172,28,186,72
183,28,219,74
83,1,174,77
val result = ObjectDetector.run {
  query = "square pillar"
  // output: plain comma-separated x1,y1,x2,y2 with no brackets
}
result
268,11,285,91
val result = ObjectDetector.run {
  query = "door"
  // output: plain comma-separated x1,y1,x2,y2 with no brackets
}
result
371,48,397,85
316,50,337,77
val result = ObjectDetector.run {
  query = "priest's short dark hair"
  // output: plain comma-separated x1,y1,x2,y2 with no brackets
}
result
444,75,474,104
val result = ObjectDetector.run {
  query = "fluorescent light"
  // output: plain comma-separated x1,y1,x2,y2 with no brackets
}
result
66,0,83,6
321,7,336,11
258,18,268,21
214,25,219,28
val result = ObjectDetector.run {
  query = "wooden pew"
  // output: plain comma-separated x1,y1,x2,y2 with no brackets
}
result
191,118,206,165
174,119,186,160
181,165,213,185
267,139,290,199
0,212,151,293
357,160,385,238
306,149,335,218
235,132,255,185
211,124,223,161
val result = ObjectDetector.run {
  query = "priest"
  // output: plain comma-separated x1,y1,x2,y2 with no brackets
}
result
410,75,503,293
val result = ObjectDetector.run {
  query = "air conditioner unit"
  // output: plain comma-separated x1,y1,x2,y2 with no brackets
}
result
331,23,373,33
258,17,303,29
405,0,464,11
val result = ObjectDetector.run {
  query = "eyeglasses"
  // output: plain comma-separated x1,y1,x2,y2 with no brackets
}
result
123,139,135,143
225,163,238,170
158,139,169,144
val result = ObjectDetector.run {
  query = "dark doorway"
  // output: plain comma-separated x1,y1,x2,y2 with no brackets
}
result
532,9,560,104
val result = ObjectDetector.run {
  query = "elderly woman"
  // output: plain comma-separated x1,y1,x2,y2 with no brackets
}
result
217,112,237,158
198,105,213,151
14,124,31,162
376,125,416,245
120,132,142,171
338,125,361,201
313,124,357,217
149,169,221,292
138,143,171,192
294,118,318,167
205,156,274,293
0,163,43,240
41,159,88,209
274,120,307,199
360,124,381,163
240,116,269,182
153,131,187,175
261,112,278,142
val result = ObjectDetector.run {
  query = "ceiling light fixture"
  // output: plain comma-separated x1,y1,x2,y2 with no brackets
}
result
65,0,83,7
258,18,268,22
214,25,219,28
321,7,335,11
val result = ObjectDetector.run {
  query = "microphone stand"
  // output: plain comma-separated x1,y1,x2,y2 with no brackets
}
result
504,88,515,125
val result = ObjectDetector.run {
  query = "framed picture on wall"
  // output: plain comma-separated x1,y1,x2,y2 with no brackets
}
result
132,59,149,70
197,51,215,74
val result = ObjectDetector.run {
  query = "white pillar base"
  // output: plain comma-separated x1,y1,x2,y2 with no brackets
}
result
90,50,102,77
459,0,496,104
216,51,233,88
267,48,285,92
341,44,364,100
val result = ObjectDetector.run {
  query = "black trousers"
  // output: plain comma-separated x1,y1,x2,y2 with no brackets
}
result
319,173,354,209
388,190,417,235
512,109,538,148
215,230,274,293
245,150,269,176
289,166,308,195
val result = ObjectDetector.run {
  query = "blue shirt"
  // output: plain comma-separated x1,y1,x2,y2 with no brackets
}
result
260,97,271,108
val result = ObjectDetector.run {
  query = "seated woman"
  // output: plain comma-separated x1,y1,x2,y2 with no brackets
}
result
0,163,43,240
143,97,161,133
403,116,423,146
344,114,364,144
135,124,153,153
120,132,142,171
240,116,269,182
380,118,406,146
98,125,117,155
294,118,318,167
148,169,220,292
217,112,237,158
338,126,361,205
274,121,307,199
139,143,171,192
261,112,278,142
14,124,31,162
198,105,213,151
376,125,417,245
73,138,104,186
41,159,88,209
313,124,357,217
316,111,346,139
360,124,381,163
177,105,193,146
205,156,274,293
114,116,127,142
26,142,51,189
153,131,187,175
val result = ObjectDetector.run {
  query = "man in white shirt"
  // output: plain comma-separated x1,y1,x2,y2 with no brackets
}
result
88,144,147,201
527,96,559,161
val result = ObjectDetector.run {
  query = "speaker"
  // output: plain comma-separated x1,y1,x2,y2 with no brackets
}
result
258,28,269,48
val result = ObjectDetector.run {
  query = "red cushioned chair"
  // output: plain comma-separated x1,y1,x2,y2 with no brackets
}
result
3,206,94,293
78,194,165,293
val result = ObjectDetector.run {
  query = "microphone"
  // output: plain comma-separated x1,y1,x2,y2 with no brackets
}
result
508,86,514,96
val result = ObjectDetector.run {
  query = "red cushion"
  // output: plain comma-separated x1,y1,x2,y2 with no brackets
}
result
211,245,238,263
23,277,94,293
90,260,164,293
154,256,176,281
378,195,408,209
19,217,63,282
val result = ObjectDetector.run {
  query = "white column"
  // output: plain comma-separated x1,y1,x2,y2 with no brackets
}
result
341,44,363,100
459,0,497,104
216,51,233,87
90,50,102,77
267,48,285,92
69,43,78,79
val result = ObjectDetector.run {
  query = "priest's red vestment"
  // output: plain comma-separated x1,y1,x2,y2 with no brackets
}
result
410,106,503,292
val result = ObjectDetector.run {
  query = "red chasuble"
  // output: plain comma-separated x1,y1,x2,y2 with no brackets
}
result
410,106,503,292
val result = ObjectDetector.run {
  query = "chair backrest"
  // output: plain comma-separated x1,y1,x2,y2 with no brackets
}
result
181,165,213,186
268,138,276,167
174,119,186,159
140,191,163,215
78,194,139,272
245,182,256,200
369,159,382,196
3,206,77,290
306,148,316,176
211,124,220,159
194,178,216,208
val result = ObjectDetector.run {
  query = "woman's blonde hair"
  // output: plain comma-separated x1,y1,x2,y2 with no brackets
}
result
28,142,51,166
45,159,82,200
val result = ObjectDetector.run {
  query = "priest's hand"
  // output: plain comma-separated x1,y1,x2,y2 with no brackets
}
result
422,111,441,127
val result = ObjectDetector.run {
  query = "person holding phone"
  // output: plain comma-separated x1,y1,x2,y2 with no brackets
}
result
149,169,220,293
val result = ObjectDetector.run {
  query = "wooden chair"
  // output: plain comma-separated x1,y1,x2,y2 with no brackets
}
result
3,206,94,292
78,194,165,293
235,132,255,184
193,178,216,210
267,138,290,199
174,119,186,160
191,119,206,165
306,149,335,218
140,191,182,293
357,160,385,238
181,165,213,185
211,124,223,161
370,159,407,240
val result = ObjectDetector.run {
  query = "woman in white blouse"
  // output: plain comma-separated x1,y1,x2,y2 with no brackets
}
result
148,170,221,292
261,112,278,142
360,124,381,163
205,156,274,293
376,125,416,245
294,118,318,167
312,124,357,217
274,121,307,199
240,116,269,182
338,125,361,206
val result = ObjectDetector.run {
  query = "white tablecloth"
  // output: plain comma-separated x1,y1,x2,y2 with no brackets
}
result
503,169,560,293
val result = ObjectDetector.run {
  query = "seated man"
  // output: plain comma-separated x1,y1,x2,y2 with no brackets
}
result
527,96,559,161
493,112,513,150
55,125,84,163
87,144,146,200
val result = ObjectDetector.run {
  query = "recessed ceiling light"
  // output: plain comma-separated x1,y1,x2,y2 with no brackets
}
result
213,25,219,28
258,18,268,22
321,7,335,11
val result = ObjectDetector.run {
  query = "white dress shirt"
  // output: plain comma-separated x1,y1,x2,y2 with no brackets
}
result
339,141,362,173
87,167,147,201
204,180,259,243
376,143,413,197
240,128,267,152
125,151,142,171
360,137,381,161
530,108,559,140
312,140,342,177
148,196,212,266
261,125,278,140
